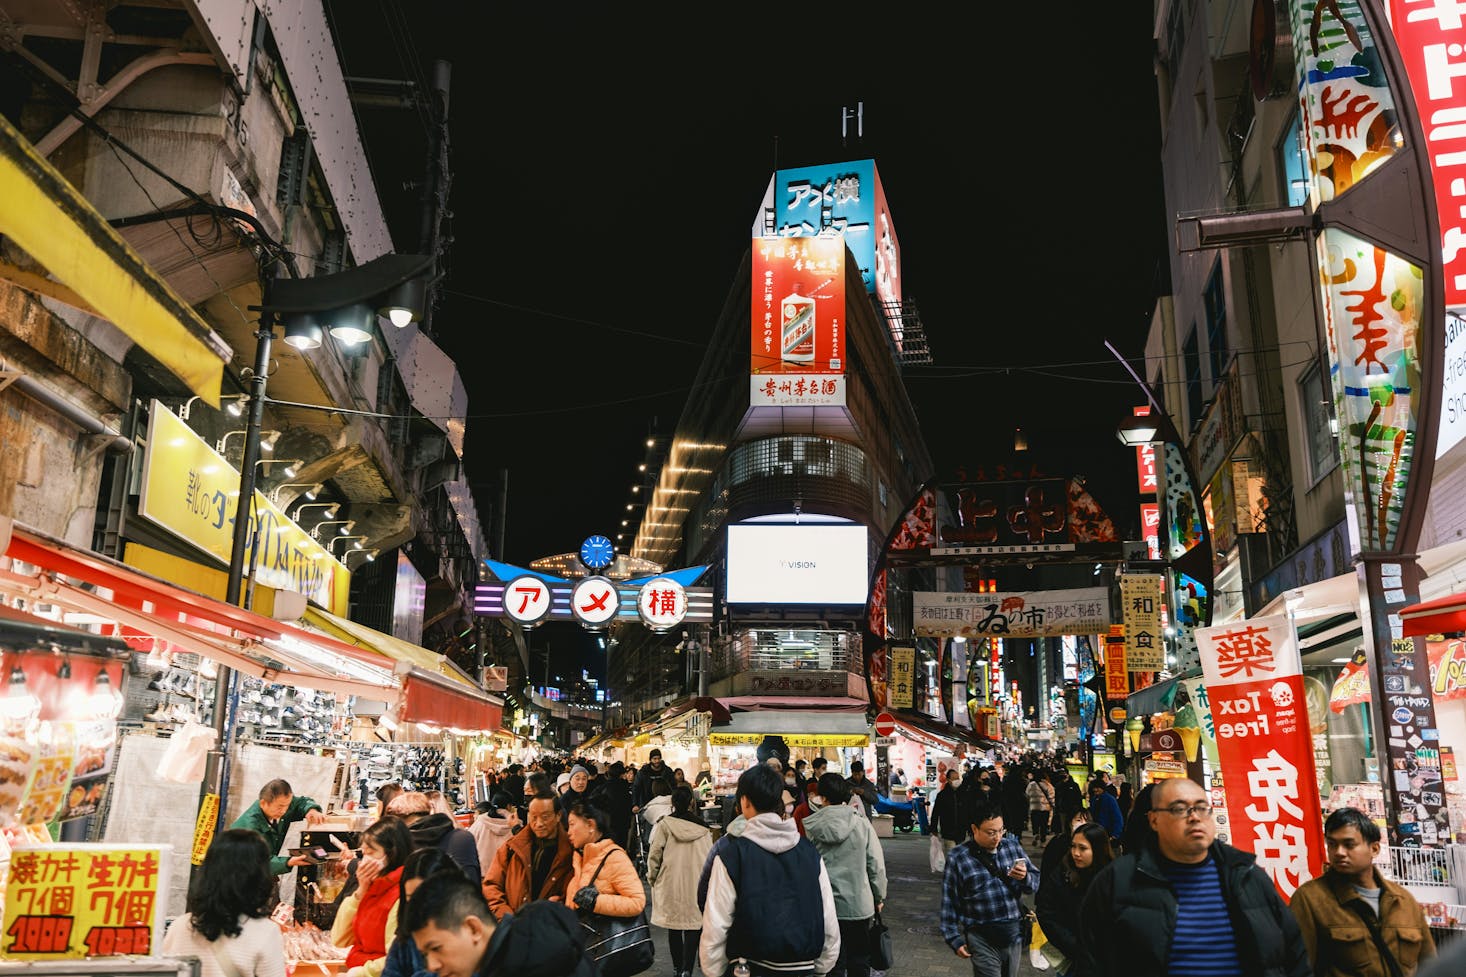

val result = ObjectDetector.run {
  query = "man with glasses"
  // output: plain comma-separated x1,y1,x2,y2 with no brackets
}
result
1077,777,1310,977
939,801,1039,976
482,793,574,921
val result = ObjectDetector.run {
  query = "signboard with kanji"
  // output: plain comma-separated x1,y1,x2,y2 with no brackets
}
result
1197,615,1324,900
750,236,847,407
888,646,915,708
913,588,1110,639
1104,626,1129,699
3,844,169,959
1120,574,1165,670
638,577,688,630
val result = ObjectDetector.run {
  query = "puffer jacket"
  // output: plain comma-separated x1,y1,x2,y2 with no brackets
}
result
641,794,673,829
467,813,515,880
647,812,713,930
566,837,646,917
482,824,574,921
1077,840,1312,977
802,799,887,920
1290,866,1436,977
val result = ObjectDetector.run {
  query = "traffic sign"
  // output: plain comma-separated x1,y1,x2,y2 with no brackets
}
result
874,712,896,737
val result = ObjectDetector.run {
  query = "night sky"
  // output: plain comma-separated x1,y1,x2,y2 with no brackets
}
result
327,6,1168,683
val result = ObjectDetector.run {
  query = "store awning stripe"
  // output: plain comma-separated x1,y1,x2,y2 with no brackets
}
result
708,732,869,747
1124,669,1200,716
399,667,502,733
1400,590,1466,637
302,606,477,690
893,719,960,753
0,113,228,403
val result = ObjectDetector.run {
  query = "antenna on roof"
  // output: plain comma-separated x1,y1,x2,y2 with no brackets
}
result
841,101,863,145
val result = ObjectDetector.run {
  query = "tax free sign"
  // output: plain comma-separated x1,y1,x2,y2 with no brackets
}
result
1197,615,1324,900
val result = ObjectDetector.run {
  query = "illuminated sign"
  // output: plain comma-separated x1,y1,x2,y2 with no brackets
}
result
501,576,552,626
750,236,847,407
572,576,620,627
137,401,348,611
637,577,687,630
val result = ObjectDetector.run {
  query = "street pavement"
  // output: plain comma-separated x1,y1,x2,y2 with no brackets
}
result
642,828,1048,977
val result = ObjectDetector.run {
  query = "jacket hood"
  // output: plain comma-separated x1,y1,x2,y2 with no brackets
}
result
740,811,800,853
482,899,596,977
802,800,862,845
472,814,514,841
658,814,711,844
642,795,673,821
408,812,455,846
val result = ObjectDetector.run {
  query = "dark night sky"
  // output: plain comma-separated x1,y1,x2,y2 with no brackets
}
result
327,6,1168,682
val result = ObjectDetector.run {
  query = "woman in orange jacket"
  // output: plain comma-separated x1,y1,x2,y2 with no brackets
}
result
565,800,646,919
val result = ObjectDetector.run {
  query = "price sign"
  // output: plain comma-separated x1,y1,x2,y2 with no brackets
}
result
191,793,219,866
3,844,169,960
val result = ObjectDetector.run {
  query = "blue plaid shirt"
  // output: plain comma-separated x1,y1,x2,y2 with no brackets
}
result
939,835,1039,950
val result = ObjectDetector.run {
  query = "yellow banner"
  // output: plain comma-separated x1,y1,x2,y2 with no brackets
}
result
1120,574,1165,670
138,401,350,612
3,844,169,959
0,113,225,403
888,646,915,709
191,794,219,866
708,733,869,748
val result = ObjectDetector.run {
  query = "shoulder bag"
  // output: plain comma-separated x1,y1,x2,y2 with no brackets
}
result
577,848,655,977
1346,901,1405,977
868,908,894,970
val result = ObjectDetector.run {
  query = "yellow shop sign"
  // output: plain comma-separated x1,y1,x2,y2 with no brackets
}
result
137,400,348,611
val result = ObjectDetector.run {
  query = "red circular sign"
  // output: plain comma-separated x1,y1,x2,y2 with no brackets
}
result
874,712,896,737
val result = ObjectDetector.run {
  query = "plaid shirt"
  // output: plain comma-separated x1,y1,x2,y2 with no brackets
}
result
939,835,1039,949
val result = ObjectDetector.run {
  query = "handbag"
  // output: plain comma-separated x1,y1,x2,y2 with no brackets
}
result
576,848,655,977
868,908,894,970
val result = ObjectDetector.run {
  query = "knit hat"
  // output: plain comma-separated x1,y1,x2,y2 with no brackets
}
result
570,764,590,778
555,772,571,791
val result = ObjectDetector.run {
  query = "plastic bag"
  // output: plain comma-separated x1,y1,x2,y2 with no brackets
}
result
929,834,946,873
155,720,216,784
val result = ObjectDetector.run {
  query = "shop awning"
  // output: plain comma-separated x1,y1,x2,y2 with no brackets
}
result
0,112,228,403
707,708,870,747
301,606,480,691
891,712,995,752
1400,590,1466,637
1125,669,1201,717
393,660,503,733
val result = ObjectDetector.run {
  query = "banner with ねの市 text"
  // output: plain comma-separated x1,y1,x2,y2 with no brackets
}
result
1197,615,1323,900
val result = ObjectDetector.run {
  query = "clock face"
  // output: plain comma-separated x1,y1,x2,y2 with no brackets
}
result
580,535,615,570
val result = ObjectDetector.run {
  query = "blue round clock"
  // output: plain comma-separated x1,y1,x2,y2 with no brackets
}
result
580,534,616,571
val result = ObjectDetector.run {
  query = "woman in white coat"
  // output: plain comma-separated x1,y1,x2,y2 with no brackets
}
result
646,786,712,977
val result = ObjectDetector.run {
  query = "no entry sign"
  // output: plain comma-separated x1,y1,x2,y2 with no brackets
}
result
874,712,896,737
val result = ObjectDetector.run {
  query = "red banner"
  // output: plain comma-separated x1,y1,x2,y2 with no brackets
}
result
749,237,847,406
1105,626,1129,699
1198,615,1324,900
1428,638,1466,701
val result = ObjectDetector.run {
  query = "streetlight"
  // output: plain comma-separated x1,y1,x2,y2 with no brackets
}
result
218,429,279,455
330,535,368,555
272,482,323,504
310,519,356,540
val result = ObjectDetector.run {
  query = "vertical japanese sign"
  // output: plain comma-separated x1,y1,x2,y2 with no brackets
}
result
1120,574,1166,670
888,646,915,709
1197,615,1324,899
3,845,169,959
191,793,219,866
750,236,847,406
1104,626,1129,701
1141,502,1161,559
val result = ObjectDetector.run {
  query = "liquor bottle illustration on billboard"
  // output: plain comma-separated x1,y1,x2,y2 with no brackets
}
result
781,284,815,364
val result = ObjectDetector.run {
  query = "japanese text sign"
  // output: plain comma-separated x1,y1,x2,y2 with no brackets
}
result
888,645,915,709
138,401,349,613
1105,626,1129,699
1136,441,1157,496
3,844,169,959
1141,502,1161,560
1120,574,1166,670
913,588,1110,639
1198,615,1324,900
750,236,847,407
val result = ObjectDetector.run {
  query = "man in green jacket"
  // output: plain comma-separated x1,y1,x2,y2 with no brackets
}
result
231,777,328,875
1291,806,1436,977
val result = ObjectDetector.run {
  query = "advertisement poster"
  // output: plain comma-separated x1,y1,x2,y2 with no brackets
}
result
1105,626,1129,700
2,844,170,959
749,236,847,406
1120,574,1165,670
888,646,915,709
1197,615,1324,899
913,588,1110,639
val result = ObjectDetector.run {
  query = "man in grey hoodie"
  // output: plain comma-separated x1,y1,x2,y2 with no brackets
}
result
804,773,888,977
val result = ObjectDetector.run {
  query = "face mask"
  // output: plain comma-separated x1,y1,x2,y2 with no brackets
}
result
808,796,824,808
785,776,795,785
785,803,795,815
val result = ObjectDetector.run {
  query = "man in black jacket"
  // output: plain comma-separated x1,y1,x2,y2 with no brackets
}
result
928,768,967,857
1077,777,1311,977
631,748,675,814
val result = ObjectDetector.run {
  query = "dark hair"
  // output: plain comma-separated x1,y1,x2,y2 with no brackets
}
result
671,785,697,814
794,759,807,769
812,756,827,769
399,847,463,907
362,816,414,872
650,778,673,798
525,772,552,795
376,782,403,806
528,793,561,815
566,801,612,839
187,829,277,941
489,791,516,813
849,760,865,774
1325,806,1382,844
1066,822,1115,886
817,772,851,805
737,763,784,815
606,761,626,779
259,778,292,802
403,871,493,937
971,802,1004,832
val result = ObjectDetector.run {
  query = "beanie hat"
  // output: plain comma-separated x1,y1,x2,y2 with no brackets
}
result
570,764,590,778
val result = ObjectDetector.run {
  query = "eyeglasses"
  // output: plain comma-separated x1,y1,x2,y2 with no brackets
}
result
977,826,1006,837
1159,803,1213,820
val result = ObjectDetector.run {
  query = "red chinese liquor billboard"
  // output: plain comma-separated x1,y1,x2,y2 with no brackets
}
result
750,236,847,407
1198,615,1324,900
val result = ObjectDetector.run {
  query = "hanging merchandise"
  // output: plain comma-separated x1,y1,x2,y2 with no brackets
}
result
154,720,217,784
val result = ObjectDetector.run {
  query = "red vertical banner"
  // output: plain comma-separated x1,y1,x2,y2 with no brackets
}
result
1197,615,1325,900
1105,625,1129,700
1136,441,1157,495
1140,502,1161,559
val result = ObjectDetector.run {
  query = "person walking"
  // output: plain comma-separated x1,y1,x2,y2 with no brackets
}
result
930,768,967,860
482,793,575,921
1026,771,1055,846
647,786,713,977
589,760,635,849
939,800,1040,977
161,828,287,977
632,748,676,815
845,761,880,819
564,799,646,924
332,816,414,977
1034,821,1113,977
700,763,840,977
1039,809,1091,882
231,778,328,876
467,792,519,886
1290,806,1436,976
803,772,888,977
1084,778,1123,847
1116,783,1156,856
1077,776,1311,977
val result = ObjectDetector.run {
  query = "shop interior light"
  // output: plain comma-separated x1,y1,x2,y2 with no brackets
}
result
0,665,40,725
89,668,123,719
378,708,399,732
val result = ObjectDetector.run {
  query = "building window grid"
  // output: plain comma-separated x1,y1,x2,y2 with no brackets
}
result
1204,261,1229,382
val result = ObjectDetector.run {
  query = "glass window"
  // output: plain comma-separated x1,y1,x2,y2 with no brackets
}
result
1184,327,1204,428
1204,262,1228,381
1279,113,1309,208
1300,363,1339,483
